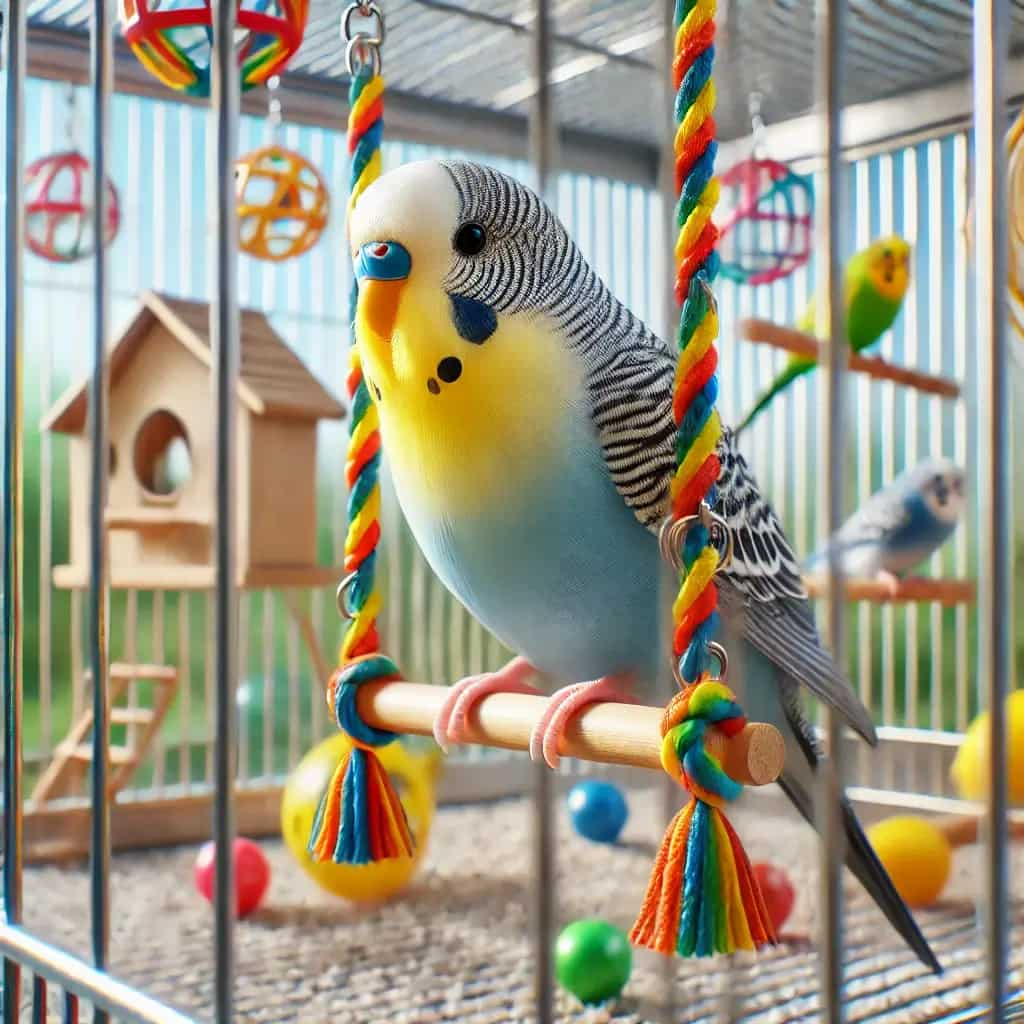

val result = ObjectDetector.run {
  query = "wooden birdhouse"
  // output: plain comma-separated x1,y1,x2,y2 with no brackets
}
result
43,290,345,590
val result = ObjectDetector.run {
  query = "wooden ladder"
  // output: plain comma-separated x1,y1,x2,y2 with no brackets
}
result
31,662,179,805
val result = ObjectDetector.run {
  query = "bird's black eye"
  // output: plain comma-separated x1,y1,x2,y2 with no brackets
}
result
454,222,487,256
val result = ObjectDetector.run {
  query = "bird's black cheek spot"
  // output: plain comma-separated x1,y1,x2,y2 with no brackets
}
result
449,294,497,345
427,378,441,395
437,356,462,383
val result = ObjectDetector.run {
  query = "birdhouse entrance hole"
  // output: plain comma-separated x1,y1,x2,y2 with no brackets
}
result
132,409,191,500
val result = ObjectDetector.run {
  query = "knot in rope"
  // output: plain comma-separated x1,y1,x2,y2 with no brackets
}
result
327,653,402,749
659,679,747,809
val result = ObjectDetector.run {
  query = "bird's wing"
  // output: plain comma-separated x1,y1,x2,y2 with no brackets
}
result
812,487,911,561
713,431,877,743
580,320,877,743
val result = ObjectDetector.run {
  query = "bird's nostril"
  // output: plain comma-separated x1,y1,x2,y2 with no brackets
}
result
373,243,390,257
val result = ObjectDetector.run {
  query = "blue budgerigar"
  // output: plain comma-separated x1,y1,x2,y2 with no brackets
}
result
348,159,940,973
805,458,966,592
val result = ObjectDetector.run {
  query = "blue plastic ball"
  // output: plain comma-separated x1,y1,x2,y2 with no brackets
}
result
567,780,628,844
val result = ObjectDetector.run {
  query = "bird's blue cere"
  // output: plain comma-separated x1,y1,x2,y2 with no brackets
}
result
356,240,412,282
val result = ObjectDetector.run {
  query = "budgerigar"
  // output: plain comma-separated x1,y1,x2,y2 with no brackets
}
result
805,458,966,594
348,160,939,973
736,236,912,434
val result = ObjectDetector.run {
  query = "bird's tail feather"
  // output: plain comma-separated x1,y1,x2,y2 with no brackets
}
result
735,356,815,436
776,772,941,975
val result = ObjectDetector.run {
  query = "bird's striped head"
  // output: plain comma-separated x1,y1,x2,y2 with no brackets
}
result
861,235,912,303
346,159,586,509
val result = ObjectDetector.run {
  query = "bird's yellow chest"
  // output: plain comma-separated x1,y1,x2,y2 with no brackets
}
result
358,290,586,517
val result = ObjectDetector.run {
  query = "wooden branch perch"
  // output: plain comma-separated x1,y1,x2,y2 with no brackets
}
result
802,575,976,606
355,681,785,786
740,318,961,399
938,813,1024,848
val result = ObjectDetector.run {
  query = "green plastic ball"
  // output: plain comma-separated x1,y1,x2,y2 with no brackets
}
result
554,919,632,1005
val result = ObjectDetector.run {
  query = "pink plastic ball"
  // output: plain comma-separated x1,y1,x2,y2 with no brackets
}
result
193,837,270,918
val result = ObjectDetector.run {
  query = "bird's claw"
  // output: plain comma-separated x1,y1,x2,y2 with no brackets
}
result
432,656,540,752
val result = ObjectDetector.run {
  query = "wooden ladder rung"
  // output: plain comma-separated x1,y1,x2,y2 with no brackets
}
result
109,662,178,682
65,744,136,766
110,708,156,726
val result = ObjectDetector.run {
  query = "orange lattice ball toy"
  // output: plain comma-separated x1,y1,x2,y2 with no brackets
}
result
235,144,329,261
119,0,308,98
25,151,120,264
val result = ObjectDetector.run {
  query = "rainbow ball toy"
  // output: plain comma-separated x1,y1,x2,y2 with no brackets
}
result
867,816,952,908
567,780,628,844
555,919,632,1006
25,151,120,263
281,732,440,903
235,145,329,261
119,0,309,98
193,837,271,918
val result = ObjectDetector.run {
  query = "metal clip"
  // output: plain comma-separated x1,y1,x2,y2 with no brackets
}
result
658,501,734,575
342,1,385,76
672,640,729,689
266,74,282,137
336,572,358,620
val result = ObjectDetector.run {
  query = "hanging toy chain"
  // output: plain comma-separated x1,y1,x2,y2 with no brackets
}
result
629,0,777,958
308,0,415,867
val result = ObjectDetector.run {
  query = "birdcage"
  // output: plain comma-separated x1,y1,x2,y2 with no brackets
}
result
1,1,1022,1022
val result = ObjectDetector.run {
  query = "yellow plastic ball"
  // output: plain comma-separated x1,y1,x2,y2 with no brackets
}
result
950,690,1024,805
281,733,440,903
867,816,952,908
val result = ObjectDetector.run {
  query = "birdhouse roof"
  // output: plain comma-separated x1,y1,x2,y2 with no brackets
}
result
41,291,346,433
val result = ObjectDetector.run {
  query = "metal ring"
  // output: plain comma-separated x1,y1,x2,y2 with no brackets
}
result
342,1,385,46
672,641,729,689
658,504,733,574
345,36,382,77
336,572,358,620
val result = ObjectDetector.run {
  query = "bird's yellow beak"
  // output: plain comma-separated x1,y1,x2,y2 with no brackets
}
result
354,240,412,342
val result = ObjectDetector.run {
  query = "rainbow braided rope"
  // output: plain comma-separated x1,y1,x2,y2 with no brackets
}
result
669,0,722,690
308,65,414,866
630,0,774,960
630,681,775,956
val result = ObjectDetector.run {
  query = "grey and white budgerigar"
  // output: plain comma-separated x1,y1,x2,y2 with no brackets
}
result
347,159,940,973
805,458,966,593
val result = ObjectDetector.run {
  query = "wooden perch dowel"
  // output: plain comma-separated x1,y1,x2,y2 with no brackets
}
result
802,575,976,606
355,681,785,786
938,813,1024,848
740,318,961,399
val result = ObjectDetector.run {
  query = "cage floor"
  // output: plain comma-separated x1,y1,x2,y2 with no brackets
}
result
19,785,1024,1023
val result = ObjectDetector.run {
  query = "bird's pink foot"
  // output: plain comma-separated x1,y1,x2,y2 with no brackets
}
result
530,674,636,769
432,656,542,751
877,569,902,598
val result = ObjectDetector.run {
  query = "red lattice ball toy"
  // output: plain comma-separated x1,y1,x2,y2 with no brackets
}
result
119,0,309,97
717,156,813,287
25,151,120,264
235,144,329,261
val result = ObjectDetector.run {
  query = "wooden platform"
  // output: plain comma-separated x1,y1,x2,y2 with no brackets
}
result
52,564,344,591
802,575,976,605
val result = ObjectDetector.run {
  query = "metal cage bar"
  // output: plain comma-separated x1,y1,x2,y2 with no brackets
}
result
971,0,1012,1017
210,0,242,1018
816,0,850,1018
2,0,27,1019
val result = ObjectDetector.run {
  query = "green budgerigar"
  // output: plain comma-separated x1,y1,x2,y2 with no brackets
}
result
736,235,911,434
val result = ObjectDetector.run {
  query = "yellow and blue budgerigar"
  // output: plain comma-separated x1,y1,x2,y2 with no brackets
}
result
348,159,940,974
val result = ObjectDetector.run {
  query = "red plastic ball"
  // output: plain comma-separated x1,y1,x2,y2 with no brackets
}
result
752,862,796,933
25,151,120,264
193,837,270,918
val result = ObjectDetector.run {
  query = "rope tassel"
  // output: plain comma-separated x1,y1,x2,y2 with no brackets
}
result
308,655,415,865
630,681,776,957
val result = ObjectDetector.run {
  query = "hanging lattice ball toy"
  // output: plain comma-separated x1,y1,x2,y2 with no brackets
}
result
235,144,329,261
25,151,120,264
717,156,813,287
119,0,309,97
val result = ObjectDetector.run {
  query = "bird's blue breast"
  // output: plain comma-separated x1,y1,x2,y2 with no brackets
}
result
394,412,665,684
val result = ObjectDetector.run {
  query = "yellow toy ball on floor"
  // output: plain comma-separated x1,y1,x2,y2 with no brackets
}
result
281,732,441,903
867,816,952,908
950,690,1024,806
